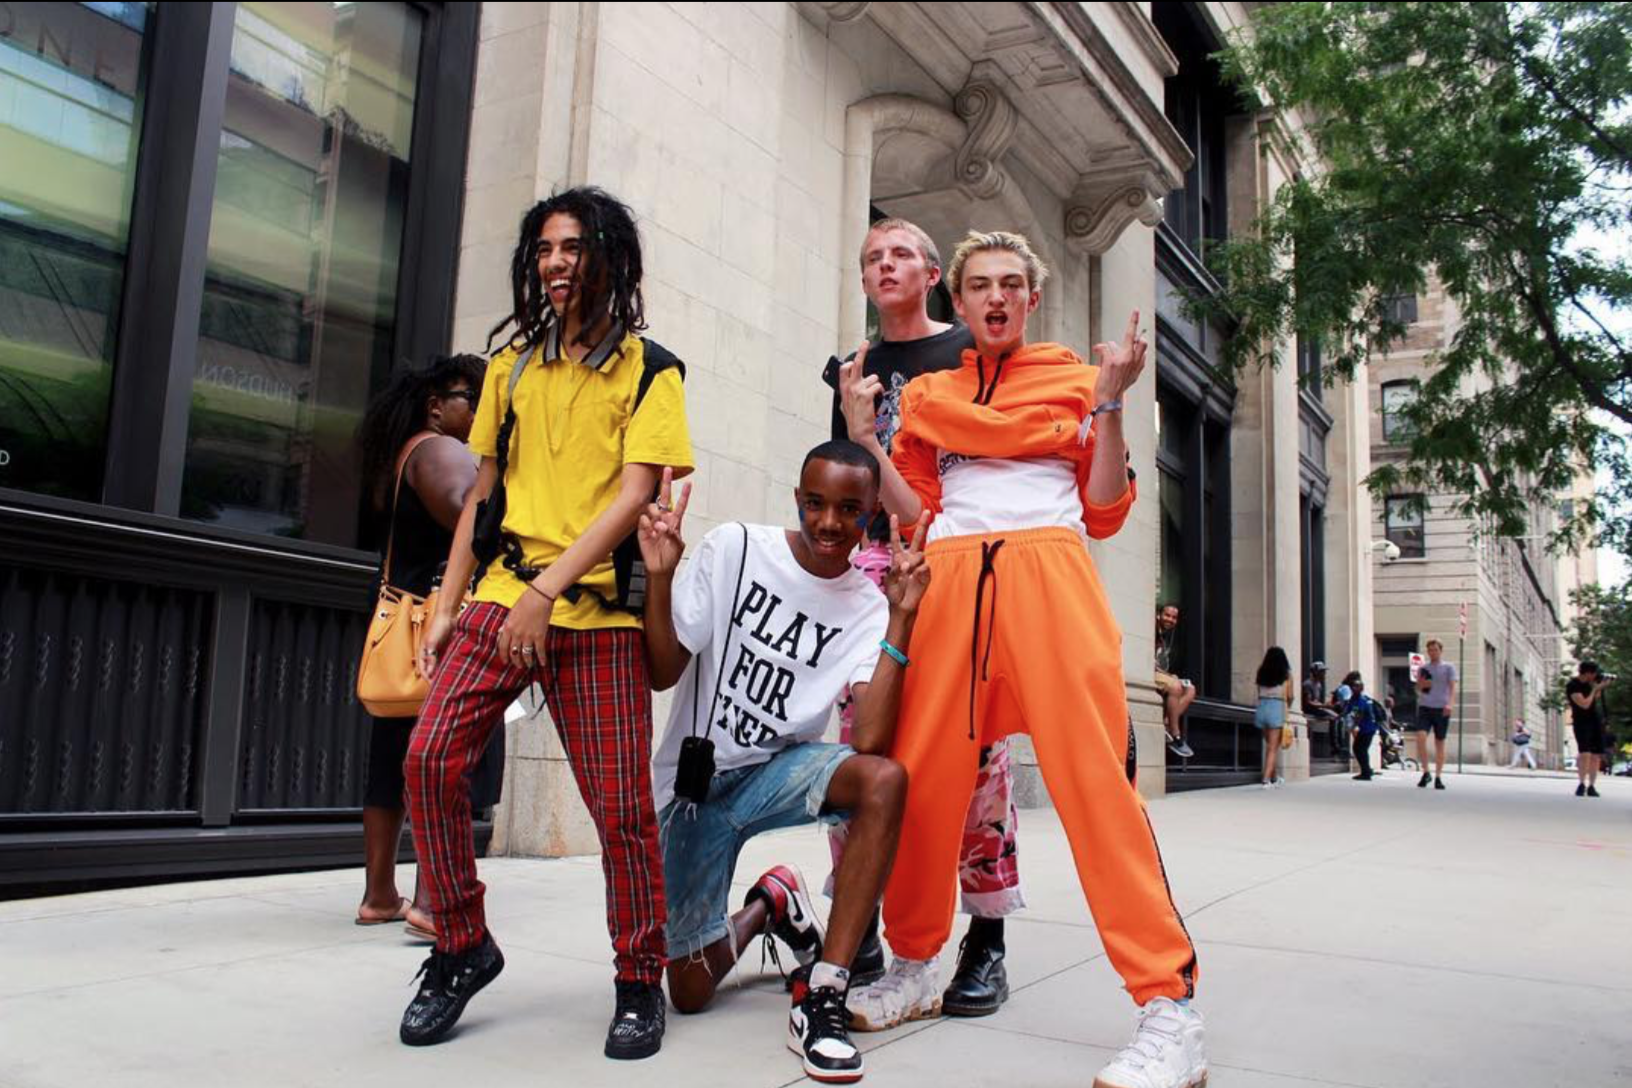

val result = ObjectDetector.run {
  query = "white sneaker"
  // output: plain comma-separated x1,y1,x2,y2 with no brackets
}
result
1093,998,1207,1088
846,954,941,1031
1260,781,1274,790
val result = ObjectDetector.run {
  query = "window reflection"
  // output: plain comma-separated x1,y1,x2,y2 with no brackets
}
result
180,1,422,544
0,2,151,501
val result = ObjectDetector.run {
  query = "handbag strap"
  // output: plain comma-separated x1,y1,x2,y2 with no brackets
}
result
382,431,440,587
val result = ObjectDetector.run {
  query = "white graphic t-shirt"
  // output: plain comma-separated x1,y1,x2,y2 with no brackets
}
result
651,523,889,810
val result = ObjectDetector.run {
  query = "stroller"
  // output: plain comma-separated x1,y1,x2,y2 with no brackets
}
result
1378,725,1414,771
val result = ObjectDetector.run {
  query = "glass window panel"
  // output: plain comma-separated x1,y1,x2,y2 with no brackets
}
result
0,2,152,501
1381,380,1418,443
180,1,421,544
1385,495,1425,558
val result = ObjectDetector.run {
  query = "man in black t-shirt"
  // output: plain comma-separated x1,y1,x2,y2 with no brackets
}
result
822,217,1022,1019
1567,660,1612,797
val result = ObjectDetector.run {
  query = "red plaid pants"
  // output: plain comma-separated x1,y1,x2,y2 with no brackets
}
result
405,603,666,983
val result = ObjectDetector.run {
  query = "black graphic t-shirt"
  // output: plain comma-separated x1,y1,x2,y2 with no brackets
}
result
822,324,973,537
651,523,888,809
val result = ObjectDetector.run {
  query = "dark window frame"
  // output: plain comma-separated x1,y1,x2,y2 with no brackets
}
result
1154,2,1235,268
24,0,479,562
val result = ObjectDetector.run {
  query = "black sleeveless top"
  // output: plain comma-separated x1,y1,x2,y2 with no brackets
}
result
381,444,453,598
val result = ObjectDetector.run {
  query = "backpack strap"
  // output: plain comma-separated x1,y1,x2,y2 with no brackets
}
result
635,337,685,412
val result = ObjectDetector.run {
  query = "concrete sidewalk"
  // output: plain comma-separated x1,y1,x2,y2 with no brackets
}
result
3,771,1628,1088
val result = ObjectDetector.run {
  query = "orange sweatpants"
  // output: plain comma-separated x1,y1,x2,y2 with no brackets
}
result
881,527,1197,1004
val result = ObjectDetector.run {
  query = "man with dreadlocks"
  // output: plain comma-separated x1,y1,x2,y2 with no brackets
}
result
400,187,692,1059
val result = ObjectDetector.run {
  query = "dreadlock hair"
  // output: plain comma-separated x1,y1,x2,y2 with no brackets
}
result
356,354,487,511
485,186,648,354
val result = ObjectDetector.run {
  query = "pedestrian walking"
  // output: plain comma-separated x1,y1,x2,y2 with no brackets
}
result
1340,672,1386,781
1413,639,1457,790
1254,647,1293,788
353,354,503,940
1508,719,1538,770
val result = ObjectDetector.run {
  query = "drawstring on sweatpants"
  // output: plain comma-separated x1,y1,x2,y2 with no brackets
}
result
967,539,1005,740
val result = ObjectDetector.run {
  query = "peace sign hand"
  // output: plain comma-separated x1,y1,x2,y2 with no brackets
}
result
838,342,885,446
637,466,692,577
1091,309,1149,407
882,511,932,615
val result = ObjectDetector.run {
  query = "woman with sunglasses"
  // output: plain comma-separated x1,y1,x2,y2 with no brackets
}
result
353,354,504,940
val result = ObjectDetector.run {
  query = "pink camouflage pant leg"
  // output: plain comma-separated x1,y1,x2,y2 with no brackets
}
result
826,543,1024,918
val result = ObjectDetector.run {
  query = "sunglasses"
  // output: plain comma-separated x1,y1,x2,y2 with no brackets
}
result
441,389,479,407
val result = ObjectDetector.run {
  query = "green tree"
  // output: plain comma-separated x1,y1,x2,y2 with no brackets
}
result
1556,582,1632,756
1198,2,1632,557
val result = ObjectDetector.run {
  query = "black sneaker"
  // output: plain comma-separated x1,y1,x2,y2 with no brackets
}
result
788,982,863,1083
1576,783,1587,797
1434,777,1446,790
1167,737,1195,758
942,923,1008,1017
605,979,665,1060
399,931,505,1046
1418,772,1432,788
1587,785,1601,798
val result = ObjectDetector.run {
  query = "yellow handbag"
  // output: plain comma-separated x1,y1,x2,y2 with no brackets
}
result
357,433,441,717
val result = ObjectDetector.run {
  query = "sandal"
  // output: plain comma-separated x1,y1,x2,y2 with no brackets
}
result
355,896,411,926
404,904,438,942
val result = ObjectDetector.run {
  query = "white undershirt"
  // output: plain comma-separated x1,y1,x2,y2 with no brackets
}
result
929,454,1084,543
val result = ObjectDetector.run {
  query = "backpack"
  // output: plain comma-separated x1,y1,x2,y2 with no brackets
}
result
470,335,686,614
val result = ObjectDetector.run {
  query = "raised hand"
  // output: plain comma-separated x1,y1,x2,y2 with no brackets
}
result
637,466,691,577
1091,309,1149,407
882,511,932,614
837,341,885,446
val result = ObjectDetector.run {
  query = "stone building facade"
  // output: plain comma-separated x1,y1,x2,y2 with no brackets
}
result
1368,279,1577,767
455,1,1377,855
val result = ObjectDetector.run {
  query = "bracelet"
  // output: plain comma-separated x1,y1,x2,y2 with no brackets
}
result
527,582,556,604
879,638,910,667
1091,399,1124,416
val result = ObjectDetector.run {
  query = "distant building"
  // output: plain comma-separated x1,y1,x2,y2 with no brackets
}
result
1367,278,1584,767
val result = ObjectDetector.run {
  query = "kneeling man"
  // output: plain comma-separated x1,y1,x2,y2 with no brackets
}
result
639,441,929,1083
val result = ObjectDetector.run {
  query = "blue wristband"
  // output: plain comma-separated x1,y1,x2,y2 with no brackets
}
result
879,638,910,667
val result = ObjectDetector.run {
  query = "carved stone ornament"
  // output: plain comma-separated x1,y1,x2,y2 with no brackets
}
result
953,66,1019,201
1065,174,1165,256
814,1,872,22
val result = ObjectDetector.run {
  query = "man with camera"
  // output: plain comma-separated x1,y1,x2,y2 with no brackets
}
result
1412,638,1457,790
1567,661,1613,797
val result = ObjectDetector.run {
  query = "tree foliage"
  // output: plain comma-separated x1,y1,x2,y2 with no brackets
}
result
1554,582,1632,745
1199,2,1632,558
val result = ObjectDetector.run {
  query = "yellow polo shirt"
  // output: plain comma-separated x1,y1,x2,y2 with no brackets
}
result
467,331,694,630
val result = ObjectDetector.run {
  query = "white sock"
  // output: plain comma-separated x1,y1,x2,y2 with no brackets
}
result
809,961,850,992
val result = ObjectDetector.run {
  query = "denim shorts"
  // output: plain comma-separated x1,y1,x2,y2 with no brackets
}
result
659,742,855,959
1255,697,1286,729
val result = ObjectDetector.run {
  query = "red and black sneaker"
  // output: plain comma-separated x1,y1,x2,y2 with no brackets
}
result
746,865,824,967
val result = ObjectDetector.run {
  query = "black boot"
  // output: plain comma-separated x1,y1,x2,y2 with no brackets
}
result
942,917,1008,1017
850,906,887,987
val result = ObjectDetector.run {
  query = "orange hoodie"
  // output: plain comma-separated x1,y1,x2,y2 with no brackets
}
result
891,342,1135,539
